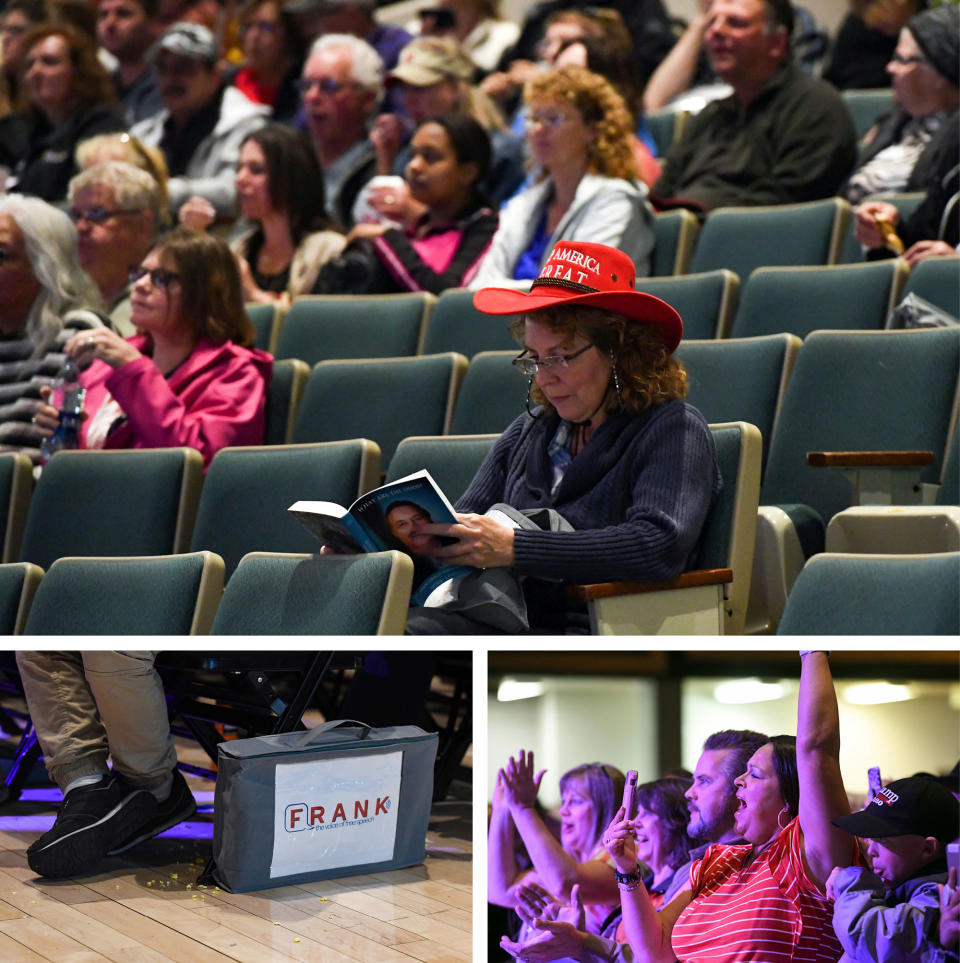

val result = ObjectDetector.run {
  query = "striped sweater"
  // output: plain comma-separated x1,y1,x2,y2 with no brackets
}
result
0,310,104,464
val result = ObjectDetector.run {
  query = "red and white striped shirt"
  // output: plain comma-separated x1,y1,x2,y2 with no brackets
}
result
670,819,843,963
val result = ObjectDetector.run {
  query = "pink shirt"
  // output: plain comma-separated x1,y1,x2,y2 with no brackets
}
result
80,336,272,470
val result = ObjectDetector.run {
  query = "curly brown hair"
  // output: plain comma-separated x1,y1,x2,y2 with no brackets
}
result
22,23,116,111
510,304,687,417
155,227,255,348
524,65,638,180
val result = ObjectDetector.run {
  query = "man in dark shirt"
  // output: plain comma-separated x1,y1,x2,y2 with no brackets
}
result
96,0,164,124
653,0,857,211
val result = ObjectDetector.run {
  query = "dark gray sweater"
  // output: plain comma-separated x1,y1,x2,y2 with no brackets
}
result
456,400,721,584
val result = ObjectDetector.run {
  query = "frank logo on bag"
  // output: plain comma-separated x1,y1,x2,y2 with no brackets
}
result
284,794,391,831
270,751,403,879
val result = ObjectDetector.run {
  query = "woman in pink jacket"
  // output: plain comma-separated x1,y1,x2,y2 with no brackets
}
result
37,227,272,469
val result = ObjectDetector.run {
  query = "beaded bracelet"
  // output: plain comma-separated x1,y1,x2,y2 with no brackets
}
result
618,880,642,892
614,866,642,886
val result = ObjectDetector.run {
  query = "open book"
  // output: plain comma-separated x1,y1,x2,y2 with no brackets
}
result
289,469,472,604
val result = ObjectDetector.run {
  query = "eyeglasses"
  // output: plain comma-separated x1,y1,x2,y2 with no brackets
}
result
128,264,180,289
297,76,356,95
513,343,594,375
526,109,571,130
0,23,28,36
890,53,927,66
69,207,142,225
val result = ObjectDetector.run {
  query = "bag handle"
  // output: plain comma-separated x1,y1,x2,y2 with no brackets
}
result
312,719,373,740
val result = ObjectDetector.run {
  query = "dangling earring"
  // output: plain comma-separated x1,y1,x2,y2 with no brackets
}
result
609,350,623,409
525,375,541,419
777,805,790,830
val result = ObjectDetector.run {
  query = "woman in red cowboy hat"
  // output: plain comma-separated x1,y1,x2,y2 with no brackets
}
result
405,238,720,634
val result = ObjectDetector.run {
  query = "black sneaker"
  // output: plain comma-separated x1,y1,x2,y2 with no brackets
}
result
27,774,157,879
106,768,197,856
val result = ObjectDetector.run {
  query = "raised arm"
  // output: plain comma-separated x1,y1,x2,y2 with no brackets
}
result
488,769,525,906
797,651,856,886
502,750,619,905
642,1,711,114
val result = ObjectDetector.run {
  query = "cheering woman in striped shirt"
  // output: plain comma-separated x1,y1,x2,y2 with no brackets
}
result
604,652,858,963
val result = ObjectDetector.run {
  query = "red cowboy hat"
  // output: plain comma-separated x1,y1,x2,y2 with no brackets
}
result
473,241,683,353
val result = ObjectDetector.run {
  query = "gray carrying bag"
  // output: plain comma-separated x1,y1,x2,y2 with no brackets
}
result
211,720,438,892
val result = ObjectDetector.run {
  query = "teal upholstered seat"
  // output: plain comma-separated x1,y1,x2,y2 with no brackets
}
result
190,440,380,578
777,552,960,635
210,550,413,634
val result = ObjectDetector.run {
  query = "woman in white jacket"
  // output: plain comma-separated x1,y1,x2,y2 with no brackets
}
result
472,65,654,287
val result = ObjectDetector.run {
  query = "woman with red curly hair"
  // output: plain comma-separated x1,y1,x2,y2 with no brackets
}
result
471,65,655,287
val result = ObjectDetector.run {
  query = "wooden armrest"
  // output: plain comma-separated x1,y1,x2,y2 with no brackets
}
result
565,568,733,602
806,451,934,468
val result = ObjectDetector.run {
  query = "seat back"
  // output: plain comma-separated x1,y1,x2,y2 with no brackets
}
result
386,434,499,504
292,354,467,465
246,301,283,353
841,88,895,141
0,452,33,563
210,550,413,634
18,448,203,571
264,358,309,445
449,351,525,436
699,421,763,634
730,261,908,339
419,288,518,356
689,198,851,282
22,551,224,634
650,208,700,276
638,270,739,340
762,328,960,524
190,440,381,578
0,562,42,634
675,334,800,468
274,293,433,366
899,257,960,320
938,421,959,506
646,108,687,157
777,551,960,635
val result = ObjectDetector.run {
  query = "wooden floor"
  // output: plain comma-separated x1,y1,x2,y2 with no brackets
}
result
0,734,472,963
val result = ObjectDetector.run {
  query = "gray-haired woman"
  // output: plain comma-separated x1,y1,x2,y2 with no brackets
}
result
0,194,104,463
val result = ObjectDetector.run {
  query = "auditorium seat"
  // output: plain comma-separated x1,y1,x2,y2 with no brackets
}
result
291,354,467,465
210,550,413,634
190,440,381,578
689,198,851,283
777,551,959,635
729,260,907,339
18,448,202,572
274,293,433,366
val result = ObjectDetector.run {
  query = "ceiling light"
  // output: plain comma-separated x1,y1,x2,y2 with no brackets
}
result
844,682,913,705
713,679,787,704
497,679,544,702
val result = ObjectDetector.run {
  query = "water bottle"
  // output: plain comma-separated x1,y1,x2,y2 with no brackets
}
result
40,358,85,463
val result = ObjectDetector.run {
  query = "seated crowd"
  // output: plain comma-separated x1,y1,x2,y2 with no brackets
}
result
491,652,960,963
0,0,957,631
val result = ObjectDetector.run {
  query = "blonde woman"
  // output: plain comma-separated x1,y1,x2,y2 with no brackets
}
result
471,65,654,287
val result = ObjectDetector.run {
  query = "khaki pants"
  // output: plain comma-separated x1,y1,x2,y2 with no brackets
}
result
16,651,177,793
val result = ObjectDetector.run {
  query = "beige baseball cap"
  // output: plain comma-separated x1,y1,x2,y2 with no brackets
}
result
386,37,474,87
